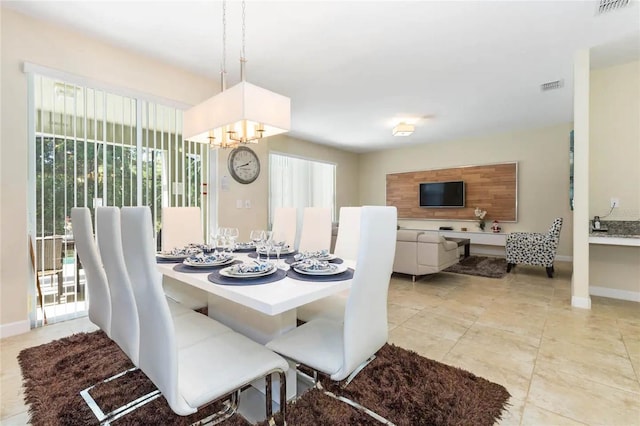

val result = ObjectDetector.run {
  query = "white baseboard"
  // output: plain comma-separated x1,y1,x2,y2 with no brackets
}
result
556,255,573,262
590,286,640,302
571,296,592,309
0,319,30,339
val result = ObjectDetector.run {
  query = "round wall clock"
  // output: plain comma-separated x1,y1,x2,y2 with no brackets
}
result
227,146,261,184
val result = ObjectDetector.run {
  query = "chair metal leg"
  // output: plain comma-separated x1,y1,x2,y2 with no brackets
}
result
343,355,375,387
322,389,395,425
80,367,161,425
193,390,240,426
506,263,514,273
267,370,287,426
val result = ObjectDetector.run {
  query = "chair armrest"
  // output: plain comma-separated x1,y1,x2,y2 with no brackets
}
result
397,230,424,242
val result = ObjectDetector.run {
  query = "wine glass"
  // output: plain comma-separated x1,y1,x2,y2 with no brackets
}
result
209,230,219,254
227,227,239,252
250,230,264,260
263,231,273,261
273,240,286,268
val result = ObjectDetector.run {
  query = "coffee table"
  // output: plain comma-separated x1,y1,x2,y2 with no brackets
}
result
445,237,471,258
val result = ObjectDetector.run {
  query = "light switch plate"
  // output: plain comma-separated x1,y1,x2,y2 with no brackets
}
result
245,199,251,209
236,199,243,209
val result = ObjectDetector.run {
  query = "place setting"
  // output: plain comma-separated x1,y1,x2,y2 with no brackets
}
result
172,252,242,273
285,249,343,265
286,258,354,282
156,245,202,263
207,259,287,286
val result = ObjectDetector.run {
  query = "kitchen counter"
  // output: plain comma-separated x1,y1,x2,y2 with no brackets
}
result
589,220,640,247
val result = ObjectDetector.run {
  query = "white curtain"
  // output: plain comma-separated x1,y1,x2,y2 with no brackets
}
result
269,153,336,226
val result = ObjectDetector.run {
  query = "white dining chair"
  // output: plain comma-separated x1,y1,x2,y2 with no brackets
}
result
298,207,332,252
83,207,160,424
70,207,111,336
161,206,204,251
121,206,289,424
121,207,232,348
333,207,362,262
271,207,297,248
267,206,397,420
161,207,208,311
297,207,362,323
95,207,141,365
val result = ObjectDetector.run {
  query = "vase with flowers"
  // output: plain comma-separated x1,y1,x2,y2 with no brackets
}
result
474,207,487,231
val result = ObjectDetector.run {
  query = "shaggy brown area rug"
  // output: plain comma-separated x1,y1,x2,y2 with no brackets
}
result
19,331,510,426
443,256,508,279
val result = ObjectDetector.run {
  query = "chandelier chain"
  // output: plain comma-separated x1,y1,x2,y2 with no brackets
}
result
222,0,227,73
241,0,246,60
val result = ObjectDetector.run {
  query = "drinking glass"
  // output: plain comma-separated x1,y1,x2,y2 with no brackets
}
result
227,227,239,252
273,240,286,268
250,230,264,260
264,231,273,261
209,231,219,254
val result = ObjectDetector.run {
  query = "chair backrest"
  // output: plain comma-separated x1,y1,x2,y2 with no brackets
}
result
95,207,140,365
271,207,297,248
162,207,203,251
333,207,362,262
35,236,63,272
298,207,332,252
547,217,563,249
71,208,111,337
121,207,192,415
335,206,397,381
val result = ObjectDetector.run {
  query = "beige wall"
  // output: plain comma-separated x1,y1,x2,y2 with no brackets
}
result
358,123,575,258
216,134,360,242
588,60,640,295
589,60,640,220
0,8,214,328
1,8,361,330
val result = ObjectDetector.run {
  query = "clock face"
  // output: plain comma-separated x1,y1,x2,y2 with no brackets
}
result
228,146,260,184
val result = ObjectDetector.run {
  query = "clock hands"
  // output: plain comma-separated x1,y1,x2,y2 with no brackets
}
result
235,161,255,171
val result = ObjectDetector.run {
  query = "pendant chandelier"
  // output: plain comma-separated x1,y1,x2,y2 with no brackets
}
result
183,0,290,149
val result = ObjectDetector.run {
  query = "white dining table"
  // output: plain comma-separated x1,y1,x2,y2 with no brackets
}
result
156,252,354,405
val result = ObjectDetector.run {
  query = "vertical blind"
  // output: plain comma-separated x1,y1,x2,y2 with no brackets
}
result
31,75,210,326
269,153,336,225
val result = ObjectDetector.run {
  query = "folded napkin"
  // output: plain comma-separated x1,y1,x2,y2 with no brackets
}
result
293,258,332,271
233,261,274,274
164,246,201,256
235,241,255,249
187,252,232,264
294,249,329,261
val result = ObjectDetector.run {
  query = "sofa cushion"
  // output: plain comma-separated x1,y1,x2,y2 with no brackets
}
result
417,233,445,244
396,230,423,242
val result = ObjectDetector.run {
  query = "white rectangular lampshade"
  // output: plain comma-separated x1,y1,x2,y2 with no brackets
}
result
392,123,414,137
183,81,291,144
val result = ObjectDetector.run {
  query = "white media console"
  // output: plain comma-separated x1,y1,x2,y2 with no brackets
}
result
404,229,507,256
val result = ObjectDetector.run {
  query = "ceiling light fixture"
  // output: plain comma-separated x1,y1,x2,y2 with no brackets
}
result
183,0,291,149
392,122,414,137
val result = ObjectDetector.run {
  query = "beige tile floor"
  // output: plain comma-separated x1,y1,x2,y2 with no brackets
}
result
2,261,639,425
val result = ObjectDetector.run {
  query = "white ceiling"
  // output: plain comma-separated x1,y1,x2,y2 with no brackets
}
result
4,1,640,153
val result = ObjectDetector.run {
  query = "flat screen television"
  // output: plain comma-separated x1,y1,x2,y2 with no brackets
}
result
419,181,465,208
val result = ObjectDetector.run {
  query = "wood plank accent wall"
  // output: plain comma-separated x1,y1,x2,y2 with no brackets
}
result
386,162,517,221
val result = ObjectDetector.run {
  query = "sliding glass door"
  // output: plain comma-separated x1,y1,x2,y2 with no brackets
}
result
29,75,211,327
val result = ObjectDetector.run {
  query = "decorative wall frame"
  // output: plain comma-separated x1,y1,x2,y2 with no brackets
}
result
386,162,518,222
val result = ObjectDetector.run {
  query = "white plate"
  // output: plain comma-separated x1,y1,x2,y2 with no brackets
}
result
183,257,234,268
294,263,348,276
219,265,277,278
157,253,189,260
258,247,294,255
317,254,337,261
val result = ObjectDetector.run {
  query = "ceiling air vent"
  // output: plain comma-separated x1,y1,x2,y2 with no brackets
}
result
540,80,564,92
597,0,630,14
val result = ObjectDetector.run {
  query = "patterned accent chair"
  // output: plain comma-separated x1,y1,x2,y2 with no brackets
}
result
506,218,563,278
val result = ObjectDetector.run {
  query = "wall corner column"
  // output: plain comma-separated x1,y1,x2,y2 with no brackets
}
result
571,48,591,309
